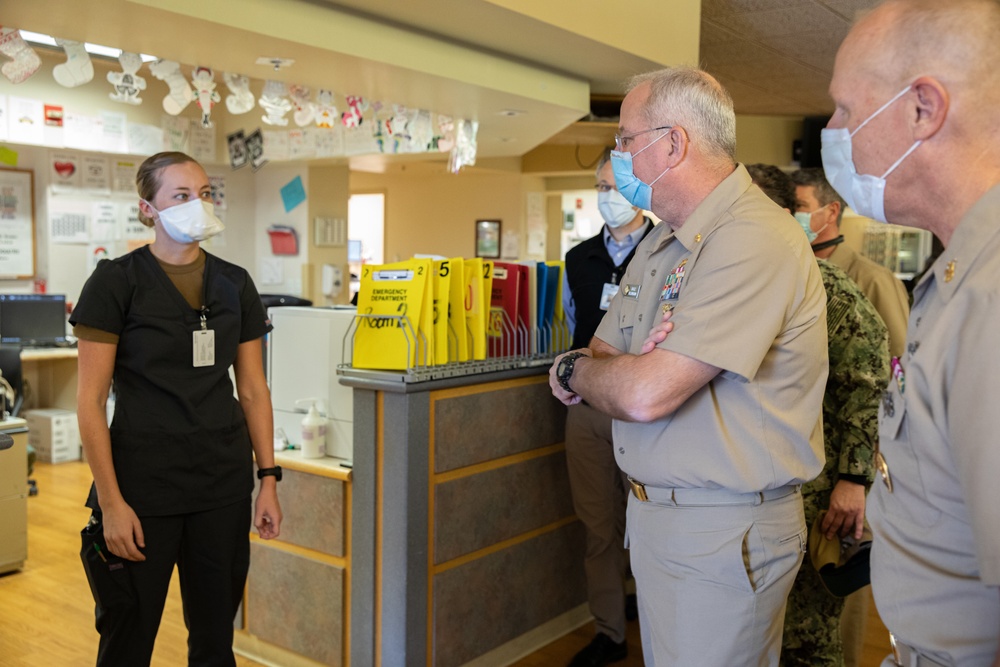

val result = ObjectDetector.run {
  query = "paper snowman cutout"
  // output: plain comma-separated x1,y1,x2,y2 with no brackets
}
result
192,67,220,128
223,72,254,115
289,84,315,127
314,90,338,128
341,95,367,128
259,80,293,126
107,52,146,105
53,38,94,87
149,59,194,115
0,27,42,84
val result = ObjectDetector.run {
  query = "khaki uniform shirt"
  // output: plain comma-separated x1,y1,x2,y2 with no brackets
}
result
870,185,1000,665
828,243,909,359
595,165,828,493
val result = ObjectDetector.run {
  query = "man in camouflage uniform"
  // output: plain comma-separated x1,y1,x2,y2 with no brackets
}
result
747,165,890,666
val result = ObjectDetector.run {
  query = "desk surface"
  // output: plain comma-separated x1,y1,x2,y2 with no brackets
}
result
20,348,78,362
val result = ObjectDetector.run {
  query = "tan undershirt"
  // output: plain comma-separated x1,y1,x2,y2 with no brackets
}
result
73,250,206,345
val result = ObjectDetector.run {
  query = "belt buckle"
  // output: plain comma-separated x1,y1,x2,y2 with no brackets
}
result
628,477,648,502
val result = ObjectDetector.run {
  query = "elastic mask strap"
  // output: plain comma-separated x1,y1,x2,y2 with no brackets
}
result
649,166,671,187
850,84,912,138
632,129,669,157
880,140,922,179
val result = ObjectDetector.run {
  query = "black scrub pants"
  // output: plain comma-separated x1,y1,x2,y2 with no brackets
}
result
94,497,251,667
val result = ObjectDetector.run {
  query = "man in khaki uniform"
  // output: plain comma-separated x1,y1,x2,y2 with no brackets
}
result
792,168,910,360
824,1,1000,665
548,67,828,666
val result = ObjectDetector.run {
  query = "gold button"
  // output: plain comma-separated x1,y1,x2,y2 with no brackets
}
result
695,233,702,243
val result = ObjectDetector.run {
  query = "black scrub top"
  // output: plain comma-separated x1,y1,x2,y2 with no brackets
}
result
71,246,272,516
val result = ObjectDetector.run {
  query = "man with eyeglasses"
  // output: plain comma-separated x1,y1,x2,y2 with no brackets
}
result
792,168,909,361
548,66,828,665
561,150,653,666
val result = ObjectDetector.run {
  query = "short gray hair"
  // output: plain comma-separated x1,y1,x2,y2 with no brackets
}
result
626,67,737,161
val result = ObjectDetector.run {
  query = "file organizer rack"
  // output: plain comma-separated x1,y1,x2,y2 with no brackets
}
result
337,311,572,384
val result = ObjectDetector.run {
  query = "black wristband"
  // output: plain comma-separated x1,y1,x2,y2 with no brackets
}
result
257,466,283,481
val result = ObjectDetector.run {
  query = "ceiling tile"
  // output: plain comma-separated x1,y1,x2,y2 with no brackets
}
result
709,4,843,38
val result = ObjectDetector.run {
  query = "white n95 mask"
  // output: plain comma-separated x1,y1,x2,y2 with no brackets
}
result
147,198,225,243
598,188,638,228
821,84,921,223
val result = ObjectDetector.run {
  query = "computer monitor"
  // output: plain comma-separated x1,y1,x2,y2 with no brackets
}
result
0,294,69,347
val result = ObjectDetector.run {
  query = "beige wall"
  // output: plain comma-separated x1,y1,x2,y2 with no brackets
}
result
305,165,351,304
350,168,545,262
735,115,804,168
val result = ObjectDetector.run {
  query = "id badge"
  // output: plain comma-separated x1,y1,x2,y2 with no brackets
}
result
192,329,216,367
600,282,620,310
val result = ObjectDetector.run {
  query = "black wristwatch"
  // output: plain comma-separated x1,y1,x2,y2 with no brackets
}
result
257,466,283,482
556,351,588,393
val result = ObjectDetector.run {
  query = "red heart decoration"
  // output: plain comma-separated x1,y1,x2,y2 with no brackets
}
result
54,161,75,178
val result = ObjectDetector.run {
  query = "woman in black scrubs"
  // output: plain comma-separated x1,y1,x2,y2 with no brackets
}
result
73,151,282,666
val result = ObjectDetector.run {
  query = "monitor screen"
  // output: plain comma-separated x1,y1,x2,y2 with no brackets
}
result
0,294,69,346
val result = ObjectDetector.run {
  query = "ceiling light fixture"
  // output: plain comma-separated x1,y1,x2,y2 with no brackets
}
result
19,30,156,62
255,57,295,72
497,109,526,117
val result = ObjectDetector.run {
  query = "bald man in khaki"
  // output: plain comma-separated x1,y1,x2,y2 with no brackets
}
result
825,1,1000,665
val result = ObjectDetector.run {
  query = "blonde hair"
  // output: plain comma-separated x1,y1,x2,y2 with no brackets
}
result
136,152,199,227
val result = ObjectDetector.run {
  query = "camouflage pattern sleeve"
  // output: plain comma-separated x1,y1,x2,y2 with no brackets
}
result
818,260,890,487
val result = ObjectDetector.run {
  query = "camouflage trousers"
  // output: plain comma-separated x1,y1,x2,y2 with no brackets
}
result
780,490,846,667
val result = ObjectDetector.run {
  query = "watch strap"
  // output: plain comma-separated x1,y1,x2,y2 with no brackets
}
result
257,466,282,481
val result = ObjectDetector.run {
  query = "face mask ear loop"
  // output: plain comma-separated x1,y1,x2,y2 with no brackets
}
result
880,140,922,179
850,84,913,138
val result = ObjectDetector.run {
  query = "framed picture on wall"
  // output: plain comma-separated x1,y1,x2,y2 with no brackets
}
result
475,219,501,259
0,168,36,279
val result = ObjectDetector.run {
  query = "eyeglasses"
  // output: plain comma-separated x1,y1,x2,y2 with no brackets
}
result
615,125,672,151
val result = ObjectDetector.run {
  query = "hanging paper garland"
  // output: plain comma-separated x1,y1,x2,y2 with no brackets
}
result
259,80,293,126
149,59,194,115
192,66,220,128
222,72,255,115
0,27,42,84
108,52,146,105
53,38,94,87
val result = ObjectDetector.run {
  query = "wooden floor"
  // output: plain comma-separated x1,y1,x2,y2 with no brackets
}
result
0,461,894,666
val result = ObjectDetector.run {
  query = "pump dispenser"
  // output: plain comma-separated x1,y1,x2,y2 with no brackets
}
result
295,398,327,458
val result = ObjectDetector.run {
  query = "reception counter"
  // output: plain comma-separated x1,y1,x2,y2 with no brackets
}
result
238,366,587,667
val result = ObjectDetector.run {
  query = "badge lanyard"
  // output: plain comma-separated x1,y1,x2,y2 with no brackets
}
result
191,266,215,367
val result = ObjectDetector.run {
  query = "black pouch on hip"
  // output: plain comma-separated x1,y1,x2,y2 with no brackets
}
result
80,514,136,611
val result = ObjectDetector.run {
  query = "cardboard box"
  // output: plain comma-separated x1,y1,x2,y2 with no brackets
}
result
24,409,81,464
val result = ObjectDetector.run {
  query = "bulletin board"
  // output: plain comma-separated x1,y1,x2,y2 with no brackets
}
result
0,168,36,278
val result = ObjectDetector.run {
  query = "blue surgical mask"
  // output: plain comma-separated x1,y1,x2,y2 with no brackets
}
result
598,188,637,228
794,206,830,244
610,130,671,210
821,84,921,223
794,212,819,243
